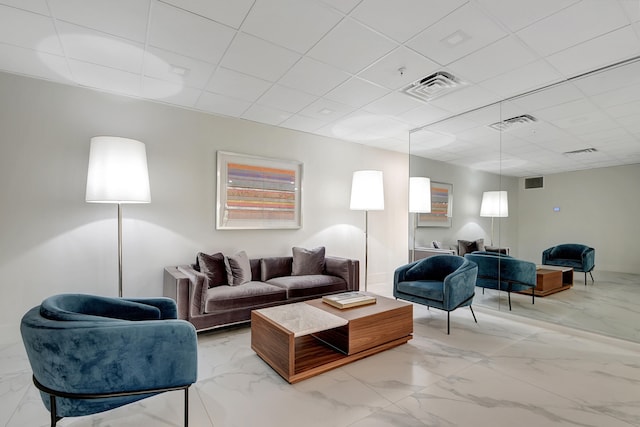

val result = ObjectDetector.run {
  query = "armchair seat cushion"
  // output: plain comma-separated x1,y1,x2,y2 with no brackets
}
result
396,280,444,302
545,258,583,269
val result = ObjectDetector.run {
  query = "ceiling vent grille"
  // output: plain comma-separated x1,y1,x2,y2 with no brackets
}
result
401,71,464,103
563,147,598,156
488,114,537,132
524,176,544,189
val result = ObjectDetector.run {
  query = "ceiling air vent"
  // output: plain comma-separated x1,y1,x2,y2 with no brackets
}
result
524,176,544,189
488,114,537,132
401,71,464,103
563,148,598,156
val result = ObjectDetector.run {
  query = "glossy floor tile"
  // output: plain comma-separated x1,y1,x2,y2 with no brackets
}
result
2,272,639,426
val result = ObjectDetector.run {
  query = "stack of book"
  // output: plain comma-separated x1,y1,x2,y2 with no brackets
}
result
322,292,376,309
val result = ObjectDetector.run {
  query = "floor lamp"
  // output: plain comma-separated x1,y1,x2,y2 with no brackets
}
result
480,190,508,246
409,177,431,261
86,136,151,297
350,170,384,292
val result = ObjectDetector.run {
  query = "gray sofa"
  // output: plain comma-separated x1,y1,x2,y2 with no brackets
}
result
164,255,359,332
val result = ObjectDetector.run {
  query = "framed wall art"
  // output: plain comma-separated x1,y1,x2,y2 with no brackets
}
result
417,181,453,228
216,151,302,230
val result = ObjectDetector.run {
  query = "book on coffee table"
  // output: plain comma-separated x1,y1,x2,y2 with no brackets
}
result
322,292,376,309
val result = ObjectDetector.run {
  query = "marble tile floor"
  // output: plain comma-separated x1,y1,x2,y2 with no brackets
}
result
2,297,640,427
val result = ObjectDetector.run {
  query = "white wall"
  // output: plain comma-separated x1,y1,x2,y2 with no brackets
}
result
410,156,519,254
0,72,409,343
517,164,640,273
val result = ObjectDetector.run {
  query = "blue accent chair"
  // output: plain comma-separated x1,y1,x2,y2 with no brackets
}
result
542,243,595,285
394,255,478,334
20,294,198,427
464,251,536,310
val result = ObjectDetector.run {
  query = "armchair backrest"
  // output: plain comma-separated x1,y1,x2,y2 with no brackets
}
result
404,255,466,282
41,294,163,322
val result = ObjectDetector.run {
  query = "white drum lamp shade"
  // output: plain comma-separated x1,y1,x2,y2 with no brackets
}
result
409,177,431,213
86,136,151,203
350,170,384,211
480,191,508,218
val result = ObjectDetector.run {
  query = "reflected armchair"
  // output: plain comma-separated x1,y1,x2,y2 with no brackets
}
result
20,294,198,427
394,255,478,334
542,243,595,285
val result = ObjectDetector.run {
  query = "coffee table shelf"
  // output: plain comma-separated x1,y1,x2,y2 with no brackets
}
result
251,295,412,383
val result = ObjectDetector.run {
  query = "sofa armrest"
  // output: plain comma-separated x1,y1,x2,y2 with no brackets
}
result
325,256,360,291
164,266,205,320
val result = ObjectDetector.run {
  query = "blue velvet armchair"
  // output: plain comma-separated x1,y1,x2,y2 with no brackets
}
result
20,294,198,427
464,251,536,310
542,243,595,285
394,255,478,334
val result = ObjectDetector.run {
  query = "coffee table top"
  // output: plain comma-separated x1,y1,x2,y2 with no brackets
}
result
254,302,348,337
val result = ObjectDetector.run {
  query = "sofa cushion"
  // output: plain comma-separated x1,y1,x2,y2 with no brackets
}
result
226,251,252,285
266,274,347,299
458,239,485,256
203,282,286,313
292,246,325,275
197,252,228,288
260,257,292,281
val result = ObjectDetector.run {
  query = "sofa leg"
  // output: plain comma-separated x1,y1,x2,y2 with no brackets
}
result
469,306,477,324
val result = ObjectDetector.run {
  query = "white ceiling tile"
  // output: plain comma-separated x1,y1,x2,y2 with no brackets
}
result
571,59,640,96
516,1,629,56
363,91,423,116
149,2,235,63
297,98,354,121
220,32,301,82
0,0,50,15
68,59,141,97
143,46,215,89
590,82,640,110
196,91,251,117
398,104,451,127
0,42,71,82
511,82,584,112
49,0,149,42
241,104,292,126
307,18,397,74
534,98,596,122
280,114,327,133
279,57,350,96
0,5,61,54
206,67,271,102
358,47,440,90
328,112,409,141
317,0,359,14
448,36,538,84
546,26,640,78
141,76,201,106
57,22,144,74
608,99,640,119
256,84,316,113
406,3,508,66
427,85,501,116
476,0,579,32
620,0,640,22
324,77,390,108
242,0,342,54
160,0,254,29
351,0,466,43
478,60,563,99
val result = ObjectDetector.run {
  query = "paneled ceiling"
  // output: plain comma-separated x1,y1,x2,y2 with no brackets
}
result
1,0,639,176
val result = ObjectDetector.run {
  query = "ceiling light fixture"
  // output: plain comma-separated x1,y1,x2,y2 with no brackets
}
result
488,114,537,132
441,30,471,47
169,64,190,77
401,71,465,103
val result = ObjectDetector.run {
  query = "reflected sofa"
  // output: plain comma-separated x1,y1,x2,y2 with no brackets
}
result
393,255,478,334
542,243,595,285
464,251,536,310
20,294,197,427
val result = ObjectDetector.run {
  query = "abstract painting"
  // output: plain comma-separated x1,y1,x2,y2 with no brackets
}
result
417,181,453,228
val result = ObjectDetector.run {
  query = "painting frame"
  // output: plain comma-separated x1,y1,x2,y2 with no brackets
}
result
216,151,303,230
417,181,453,228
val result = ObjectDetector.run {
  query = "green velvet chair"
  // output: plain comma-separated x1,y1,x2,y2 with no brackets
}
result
20,294,198,427
394,255,478,334
542,243,595,285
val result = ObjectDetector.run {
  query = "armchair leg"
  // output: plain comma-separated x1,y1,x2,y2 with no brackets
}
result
589,271,594,283
447,312,450,335
184,387,189,427
469,306,477,324
507,292,512,311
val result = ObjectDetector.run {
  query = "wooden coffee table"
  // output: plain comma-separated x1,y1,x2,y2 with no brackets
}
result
251,294,413,383
520,266,573,297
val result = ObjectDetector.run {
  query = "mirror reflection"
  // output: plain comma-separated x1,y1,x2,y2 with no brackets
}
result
409,58,640,343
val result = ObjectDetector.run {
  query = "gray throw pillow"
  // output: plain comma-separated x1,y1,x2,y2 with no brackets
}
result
226,251,252,285
458,239,485,256
196,252,228,288
292,246,325,276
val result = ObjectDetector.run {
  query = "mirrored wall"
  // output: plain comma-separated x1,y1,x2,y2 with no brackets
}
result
409,57,640,343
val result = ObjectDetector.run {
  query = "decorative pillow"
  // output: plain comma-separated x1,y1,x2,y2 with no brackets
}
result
458,239,485,256
196,252,228,288
292,246,325,276
432,240,442,249
226,251,252,285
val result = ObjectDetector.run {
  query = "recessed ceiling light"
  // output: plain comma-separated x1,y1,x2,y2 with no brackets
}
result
319,108,334,115
441,30,470,47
